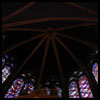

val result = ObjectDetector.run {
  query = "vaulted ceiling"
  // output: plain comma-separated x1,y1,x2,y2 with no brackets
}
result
2,2,98,87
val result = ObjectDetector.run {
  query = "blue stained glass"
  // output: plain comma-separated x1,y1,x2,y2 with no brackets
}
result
69,81,80,98
5,54,9,59
2,66,11,84
11,62,14,67
56,87,62,98
92,63,98,83
2,54,14,84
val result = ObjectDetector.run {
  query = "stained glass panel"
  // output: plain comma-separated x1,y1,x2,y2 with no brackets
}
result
56,86,62,98
5,78,24,98
2,66,11,84
92,63,98,83
79,76,93,98
2,54,14,84
69,81,80,98
23,83,34,94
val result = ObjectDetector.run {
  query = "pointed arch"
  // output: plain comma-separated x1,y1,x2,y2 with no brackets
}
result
92,63,98,83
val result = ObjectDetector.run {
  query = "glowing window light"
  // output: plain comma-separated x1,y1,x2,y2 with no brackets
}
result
2,66,11,84
92,63,98,83
23,83,34,94
5,78,24,98
56,87,62,98
2,54,14,84
79,76,93,98
69,81,80,98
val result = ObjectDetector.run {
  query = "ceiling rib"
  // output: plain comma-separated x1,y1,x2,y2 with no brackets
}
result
2,28,46,32
55,23,96,31
64,2,98,16
2,2,36,22
2,33,46,55
37,37,50,88
51,36,67,98
2,17,97,29
56,32,98,49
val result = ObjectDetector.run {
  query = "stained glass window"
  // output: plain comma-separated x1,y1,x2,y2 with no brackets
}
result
79,75,93,98
23,83,34,94
5,78,24,98
2,54,14,84
92,63,98,83
2,65,11,84
69,81,80,98
56,86,62,98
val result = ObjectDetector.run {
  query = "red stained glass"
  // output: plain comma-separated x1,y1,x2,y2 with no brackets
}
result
79,76,93,98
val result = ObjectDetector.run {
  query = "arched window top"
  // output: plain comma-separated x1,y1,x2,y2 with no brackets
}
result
78,75,86,82
93,63,98,68
15,73,36,96
14,78,24,87
69,77,76,82
78,71,84,77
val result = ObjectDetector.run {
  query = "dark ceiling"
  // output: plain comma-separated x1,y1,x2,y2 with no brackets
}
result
2,2,98,84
